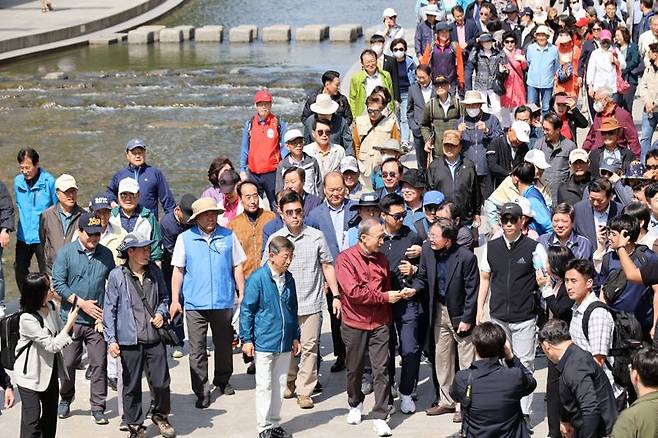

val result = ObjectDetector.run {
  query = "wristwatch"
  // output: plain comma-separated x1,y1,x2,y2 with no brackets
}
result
332,295,341,300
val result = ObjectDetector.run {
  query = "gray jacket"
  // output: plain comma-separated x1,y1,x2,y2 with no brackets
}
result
103,264,170,346
532,136,578,203
465,48,507,91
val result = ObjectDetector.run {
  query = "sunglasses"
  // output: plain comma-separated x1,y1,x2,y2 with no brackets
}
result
284,208,303,217
592,27,602,31
385,211,407,221
381,171,397,178
501,216,519,225
392,48,405,53
367,108,382,114
504,39,516,44
315,129,331,136
120,192,137,199
600,169,614,177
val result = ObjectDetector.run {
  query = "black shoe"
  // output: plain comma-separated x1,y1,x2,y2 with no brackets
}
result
195,393,210,409
258,429,273,438
313,382,323,394
330,358,345,372
271,426,293,438
85,367,92,380
108,377,117,392
119,416,129,431
247,362,256,375
58,400,72,419
218,382,235,395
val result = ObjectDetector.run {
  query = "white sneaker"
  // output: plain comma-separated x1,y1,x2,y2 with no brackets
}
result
400,395,416,414
346,403,363,425
373,419,392,437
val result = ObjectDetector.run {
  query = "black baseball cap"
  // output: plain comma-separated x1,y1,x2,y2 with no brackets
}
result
500,202,523,219
78,211,103,234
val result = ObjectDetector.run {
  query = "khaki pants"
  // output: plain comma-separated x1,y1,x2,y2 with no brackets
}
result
434,302,475,409
288,312,322,396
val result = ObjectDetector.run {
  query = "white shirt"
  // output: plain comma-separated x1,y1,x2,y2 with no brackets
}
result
439,94,452,115
586,47,626,94
602,148,621,163
421,84,434,104
365,71,383,98
268,262,286,293
171,228,246,268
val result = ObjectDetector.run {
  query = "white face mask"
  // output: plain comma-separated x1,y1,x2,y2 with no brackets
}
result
593,101,605,113
372,44,383,56
393,50,406,60
466,108,481,118
482,41,494,50
572,3,581,12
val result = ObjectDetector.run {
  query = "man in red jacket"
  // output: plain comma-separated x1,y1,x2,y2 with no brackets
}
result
335,218,402,437
582,87,640,158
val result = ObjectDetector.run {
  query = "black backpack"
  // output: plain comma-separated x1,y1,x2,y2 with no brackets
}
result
0,308,46,372
582,301,644,389
601,245,651,304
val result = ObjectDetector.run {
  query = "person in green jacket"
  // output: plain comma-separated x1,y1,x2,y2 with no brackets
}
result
349,49,395,118
611,346,658,438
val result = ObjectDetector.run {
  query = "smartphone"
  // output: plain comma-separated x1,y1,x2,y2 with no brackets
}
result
71,295,78,311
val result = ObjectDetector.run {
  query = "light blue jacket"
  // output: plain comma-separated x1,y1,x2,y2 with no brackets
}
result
240,264,299,353
524,186,553,236
14,169,57,244
526,43,560,89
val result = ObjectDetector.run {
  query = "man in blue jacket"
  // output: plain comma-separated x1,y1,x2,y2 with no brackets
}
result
511,162,553,235
13,148,57,293
169,197,246,408
106,139,176,219
241,236,300,438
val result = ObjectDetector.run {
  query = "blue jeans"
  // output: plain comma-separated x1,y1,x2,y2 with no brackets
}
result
0,246,4,306
640,111,658,164
527,86,553,115
398,91,410,144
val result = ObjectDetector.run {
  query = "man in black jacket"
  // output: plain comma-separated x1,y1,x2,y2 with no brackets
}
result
486,120,530,193
378,194,423,414
539,319,618,438
557,148,593,206
0,180,15,317
300,70,353,126
408,218,479,420
427,130,481,226
477,202,544,429
450,322,536,438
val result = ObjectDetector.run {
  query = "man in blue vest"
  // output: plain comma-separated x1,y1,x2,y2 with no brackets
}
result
169,197,246,408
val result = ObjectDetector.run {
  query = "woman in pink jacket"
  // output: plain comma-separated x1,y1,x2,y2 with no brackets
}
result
500,31,528,128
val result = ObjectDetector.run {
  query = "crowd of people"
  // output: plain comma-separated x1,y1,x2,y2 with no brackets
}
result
2,1,658,437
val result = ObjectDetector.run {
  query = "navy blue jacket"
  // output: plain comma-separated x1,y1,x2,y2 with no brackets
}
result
107,164,175,219
573,199,622,251
305,200,357,260
450,356,536,438
159,211,189,255
240,264,299,353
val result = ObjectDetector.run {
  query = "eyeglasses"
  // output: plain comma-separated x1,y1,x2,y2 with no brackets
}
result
366,233,385,242
501,216,519,225
424,205,440,213
381,171,397,178
315,129,331,136
367,108,382,114
120,193,137,199
385,211,407,221
284,208,303,217
592,27,602,31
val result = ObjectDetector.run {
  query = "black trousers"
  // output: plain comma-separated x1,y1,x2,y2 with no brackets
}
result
60,324,107,411
18,359,59,438
388,300,421,397
413,134,428,174
14,240,46,293
120,342,171,425
186,309,233,398
546,358,561,438
326,292,345,362
342,322,390,420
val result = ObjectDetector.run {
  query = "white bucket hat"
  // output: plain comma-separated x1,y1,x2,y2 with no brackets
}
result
310,94,339,115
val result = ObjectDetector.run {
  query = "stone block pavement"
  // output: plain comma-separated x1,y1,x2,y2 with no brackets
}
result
0,306,550,437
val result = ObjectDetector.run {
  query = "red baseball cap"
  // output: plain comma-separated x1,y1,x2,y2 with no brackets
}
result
575,17,589,28
254,90,272,103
